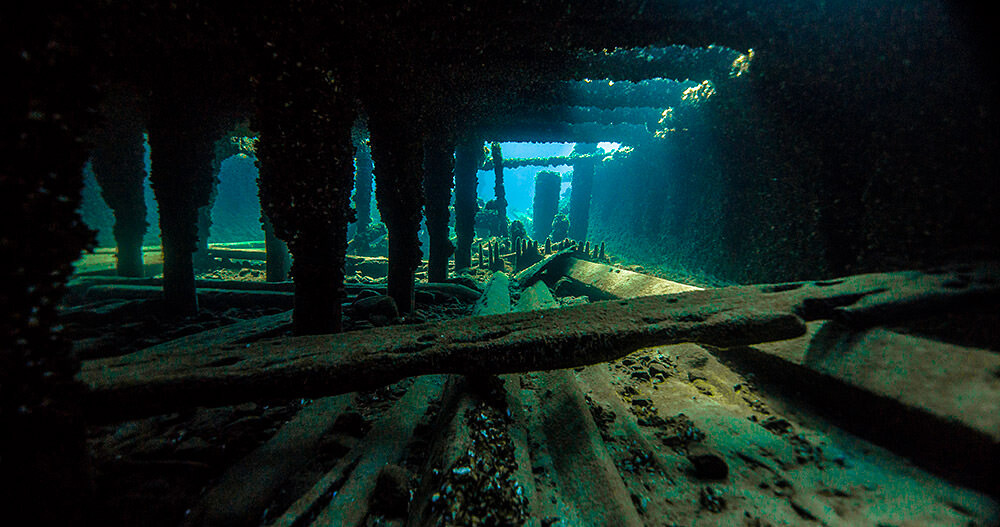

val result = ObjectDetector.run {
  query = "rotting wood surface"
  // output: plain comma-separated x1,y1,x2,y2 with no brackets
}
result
78,264,999,423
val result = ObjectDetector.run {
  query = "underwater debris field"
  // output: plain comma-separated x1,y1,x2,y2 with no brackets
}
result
62,248,999,526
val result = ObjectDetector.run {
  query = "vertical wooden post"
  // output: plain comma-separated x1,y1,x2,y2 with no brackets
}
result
569,144,597,242
423,134,455,283
90,84,148,277
454,137,483,270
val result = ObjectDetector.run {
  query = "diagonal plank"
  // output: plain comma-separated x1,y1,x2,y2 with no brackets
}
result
78,264,999,423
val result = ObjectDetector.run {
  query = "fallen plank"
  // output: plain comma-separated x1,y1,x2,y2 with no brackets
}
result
208,248,268,261
83,285,295,310
553,257,701,299
68,276,295,293
548,259,1000,496
78,264,999,423
532,369,644,527
68,277,480,304
514,280,643,526
409,271,526,526
722,321,1000,495
182,394,353,527
267,375,445,527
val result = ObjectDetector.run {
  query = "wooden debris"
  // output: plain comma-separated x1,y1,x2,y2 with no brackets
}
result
67,277,480,304
514,281,643,525
78,264,999,423
264,376,444,527
182,394,353,527
559,258,1000,496
82,285,294,310
555,257,700,299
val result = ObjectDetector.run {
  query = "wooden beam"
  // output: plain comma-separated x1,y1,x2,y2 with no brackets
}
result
77,264,999,423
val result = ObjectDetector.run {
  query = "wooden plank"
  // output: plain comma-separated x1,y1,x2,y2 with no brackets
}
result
77,264,1000,423
267,376,445,527
183,394,353,526
559,257,701,298
514,281,643,526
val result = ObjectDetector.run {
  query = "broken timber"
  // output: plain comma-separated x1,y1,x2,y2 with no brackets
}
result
78,264,999,423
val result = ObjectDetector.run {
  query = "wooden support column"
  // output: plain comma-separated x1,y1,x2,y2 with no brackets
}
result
454,137,483,269
424,134,456,283
369,109,424,314
90,84,148,277
568,144,597,242
350,120,373,242
490,141,508,237
533,171,561,240
194,135,240,268
262,214,290,282
255,66,355,334
147,60,221,317
2,8,99,522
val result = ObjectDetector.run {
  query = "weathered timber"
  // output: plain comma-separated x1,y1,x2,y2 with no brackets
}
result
268,376,445,527
481,152,600,171
183,394,353,527
81,285,294,310
453,137,482,270
262,215,292,282
424,135,456,283
724,321,1000,495
77,265,999,423
67,277,481,306
207,247,267,261
561,257,1000,496
532,171,562,240
547,256,701,299
512,281,642,525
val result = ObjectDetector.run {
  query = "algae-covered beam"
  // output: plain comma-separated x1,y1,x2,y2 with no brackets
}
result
568,144,598,242
564,45,746,83
423,133,456,283
525,78,690,110
454,136,483,269
254,42,355,334
482,153,601,171
4,6,101,521
479,122,651,145
368,104,424,315
147,58,227,317
349,117,373,240
494,105,667,129
490,141,509,237
78,264,999,423
89,83,148,278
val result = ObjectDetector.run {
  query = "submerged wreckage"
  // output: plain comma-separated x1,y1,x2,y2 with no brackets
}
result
4,1,999,525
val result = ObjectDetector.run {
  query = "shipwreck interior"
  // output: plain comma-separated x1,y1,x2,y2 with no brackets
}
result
3,1,999,525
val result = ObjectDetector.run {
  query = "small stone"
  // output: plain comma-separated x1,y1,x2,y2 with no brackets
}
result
648,361,670,377
699,486,726,512
352,294,399,321
688,446,729,480
333,412,367,437
631,397,654,408
761,417,793,434
630,370,650,382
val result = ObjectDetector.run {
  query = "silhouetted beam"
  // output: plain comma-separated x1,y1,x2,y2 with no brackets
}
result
510,105,667,128
78,264,1000,423
524,78,693,110
564,45,746,83
478,122,651,144
481,153,601,170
